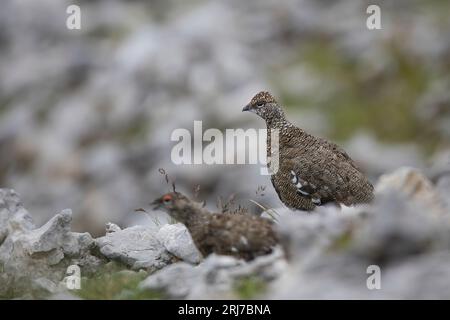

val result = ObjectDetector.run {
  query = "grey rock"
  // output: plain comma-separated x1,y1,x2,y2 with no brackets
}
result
31,277,59,296
156,223,202,264
436,175,450,213
271,251,450,300
379,252,450,299
430,152,450,212
375,167,447,217
106,222,122,233
140,248,286,299
96,225,174,271
0,189,35,244
275,204,366,263
268,176,450,299
140,262,200,298
269,254,380,299
0,189,103,298
349,192,449,263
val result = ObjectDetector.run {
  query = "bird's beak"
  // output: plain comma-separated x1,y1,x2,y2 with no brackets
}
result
242,104,251,112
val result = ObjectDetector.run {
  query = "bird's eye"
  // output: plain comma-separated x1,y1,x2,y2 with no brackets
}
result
256,102,264,107
162,195,172,204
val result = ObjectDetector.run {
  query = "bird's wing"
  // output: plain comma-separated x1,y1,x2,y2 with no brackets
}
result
284,146,368,205
323,140,360,170
285,132,359,168
278,128,373,206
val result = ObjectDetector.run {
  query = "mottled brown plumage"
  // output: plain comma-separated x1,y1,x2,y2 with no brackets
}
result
243,91,374,210
152,192,278,261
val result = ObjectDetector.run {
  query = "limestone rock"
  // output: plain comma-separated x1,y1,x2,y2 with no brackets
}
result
0,189,35,243
269,181,450,299
0,189,103,298
156,223,202,264
375,167,447,217
139,248,286,299
95,225,174,271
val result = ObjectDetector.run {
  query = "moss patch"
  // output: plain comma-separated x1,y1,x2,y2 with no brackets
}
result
233,276,268,299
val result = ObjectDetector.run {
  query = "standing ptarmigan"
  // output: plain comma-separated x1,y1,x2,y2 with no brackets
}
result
152,192,278,261
243,91,374,210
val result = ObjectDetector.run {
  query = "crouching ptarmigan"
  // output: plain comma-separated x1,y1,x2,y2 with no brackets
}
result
152,192,278,261
243,91,374,211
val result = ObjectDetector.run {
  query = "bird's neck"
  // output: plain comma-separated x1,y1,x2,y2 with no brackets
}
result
266,115,294,133
266,115,306,156
173,203,210,229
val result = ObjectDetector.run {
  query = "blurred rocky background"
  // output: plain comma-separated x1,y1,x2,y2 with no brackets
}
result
0,0,449,238
1,0,450,300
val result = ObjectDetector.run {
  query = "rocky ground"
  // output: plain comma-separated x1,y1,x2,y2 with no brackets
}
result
1,0,449,300
1,165,449,299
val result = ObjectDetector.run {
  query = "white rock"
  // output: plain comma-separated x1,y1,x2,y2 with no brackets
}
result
156,223,202,264
0,189,35,242
106,222,121,233
95,225,173,271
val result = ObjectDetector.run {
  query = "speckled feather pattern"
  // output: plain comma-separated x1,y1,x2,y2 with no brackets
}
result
190,212,277,261
246,91,374,211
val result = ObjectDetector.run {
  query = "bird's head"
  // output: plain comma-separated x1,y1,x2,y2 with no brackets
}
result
242,91,285,124
151,192,204,223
